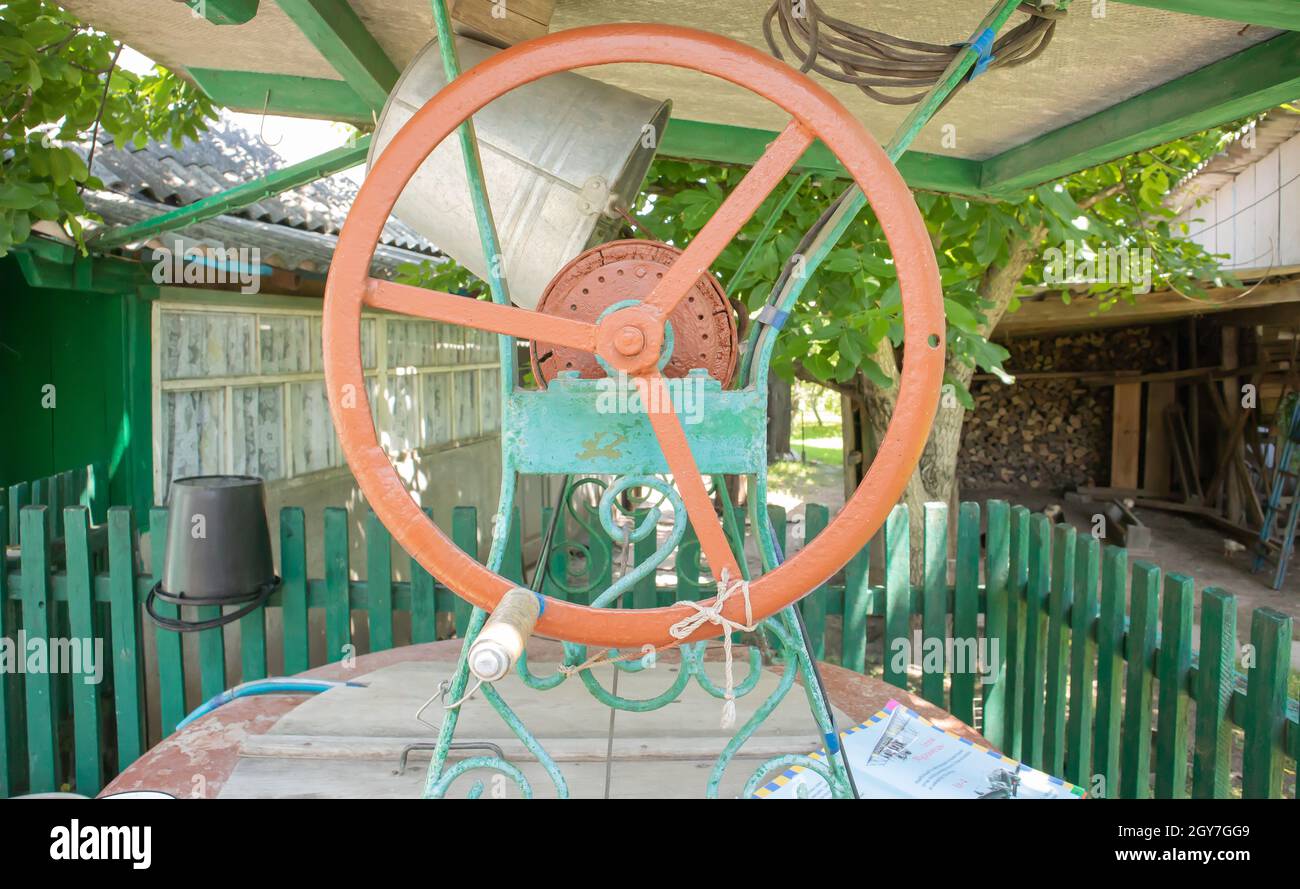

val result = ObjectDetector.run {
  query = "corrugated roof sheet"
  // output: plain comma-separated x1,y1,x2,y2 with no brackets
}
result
72,117,442,263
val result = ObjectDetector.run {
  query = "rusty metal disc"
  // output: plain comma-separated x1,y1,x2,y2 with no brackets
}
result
530,239,738,386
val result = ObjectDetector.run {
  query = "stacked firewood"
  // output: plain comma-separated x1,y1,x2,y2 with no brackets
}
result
960,327,1173,492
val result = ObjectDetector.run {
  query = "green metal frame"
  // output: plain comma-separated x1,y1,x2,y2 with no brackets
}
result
89,136,371,249
979,30,1300,192
1115,0,1300,31
164,1,1300,206
188,69,373,124
271,0,401,110
660,119,990,196
185,0,260,26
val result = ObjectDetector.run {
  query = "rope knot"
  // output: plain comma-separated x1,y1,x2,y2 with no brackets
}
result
668,569,756,728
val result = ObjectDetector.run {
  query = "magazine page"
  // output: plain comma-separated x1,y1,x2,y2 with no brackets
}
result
754,700,1085,799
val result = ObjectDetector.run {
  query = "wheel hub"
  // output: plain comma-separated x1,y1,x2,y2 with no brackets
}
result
530,239,739,386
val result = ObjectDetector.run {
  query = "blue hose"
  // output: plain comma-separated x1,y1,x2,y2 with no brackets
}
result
177,678,366,730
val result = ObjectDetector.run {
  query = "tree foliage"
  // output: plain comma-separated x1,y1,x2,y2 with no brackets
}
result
399,121,1240,409
0,0,217,255
635,126,1238,407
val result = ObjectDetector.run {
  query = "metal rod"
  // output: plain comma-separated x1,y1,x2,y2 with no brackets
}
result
529,476,572,591
428,0,513,312
89,136,372,248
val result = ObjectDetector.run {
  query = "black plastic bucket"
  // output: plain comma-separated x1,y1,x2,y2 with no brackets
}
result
147,475,279,633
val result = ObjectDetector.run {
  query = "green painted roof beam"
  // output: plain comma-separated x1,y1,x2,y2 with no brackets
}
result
979,31,1300,192
659,118,991,197
272,0,400,110
188,69,373,124
1114,1,1300,31
184,0,260,25
89,135,372,249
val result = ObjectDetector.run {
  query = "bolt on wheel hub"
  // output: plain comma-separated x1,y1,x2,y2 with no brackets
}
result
530,239,739,386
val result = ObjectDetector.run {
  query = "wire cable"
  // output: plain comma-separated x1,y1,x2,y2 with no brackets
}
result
763,1,1064,105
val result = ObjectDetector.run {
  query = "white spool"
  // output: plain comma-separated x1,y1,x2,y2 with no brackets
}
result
468,588,543,682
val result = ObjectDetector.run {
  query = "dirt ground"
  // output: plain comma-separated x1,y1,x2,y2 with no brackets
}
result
761,460,1300,670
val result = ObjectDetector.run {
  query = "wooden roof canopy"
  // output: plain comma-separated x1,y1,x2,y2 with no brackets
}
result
59,1,1300,199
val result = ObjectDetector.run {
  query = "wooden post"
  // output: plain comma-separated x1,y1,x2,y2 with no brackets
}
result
1110,382,1143,488
1222,326,1242,522
1143,382,1175,496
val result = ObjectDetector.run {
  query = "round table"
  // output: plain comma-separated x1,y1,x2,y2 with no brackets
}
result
102,639,989,798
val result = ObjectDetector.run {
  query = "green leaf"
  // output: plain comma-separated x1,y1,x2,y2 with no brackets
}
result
943,298,981,333
859,358,891,389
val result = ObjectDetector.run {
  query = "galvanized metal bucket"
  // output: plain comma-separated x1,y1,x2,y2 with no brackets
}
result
369,36,671,309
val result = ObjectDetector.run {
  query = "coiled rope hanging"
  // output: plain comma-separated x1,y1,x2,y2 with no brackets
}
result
763,1,1065,105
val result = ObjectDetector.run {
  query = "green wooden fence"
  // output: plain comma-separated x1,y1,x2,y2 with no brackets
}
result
0,495,1296,799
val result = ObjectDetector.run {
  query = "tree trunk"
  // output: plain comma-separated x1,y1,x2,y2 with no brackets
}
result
767,374,793,462
841,226,1047,576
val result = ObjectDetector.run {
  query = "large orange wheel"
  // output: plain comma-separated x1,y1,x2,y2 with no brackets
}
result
324,24,945,651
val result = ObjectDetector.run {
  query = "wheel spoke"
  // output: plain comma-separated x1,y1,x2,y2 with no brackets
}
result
634,374,741,580
365,278,598,352
641,120,813,317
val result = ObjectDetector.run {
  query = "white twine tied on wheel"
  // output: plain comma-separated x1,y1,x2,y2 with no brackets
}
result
668,569,757,728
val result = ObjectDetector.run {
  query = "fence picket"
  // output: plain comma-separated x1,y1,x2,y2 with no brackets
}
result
1155,573,1194,799
451,506,478,631
323,507,351,662
8,482,30,542
800,503,829,660
150,505,187,737
841,543,869,674
1043,523,1074,777
1021,513,1050,769
240,596,268,683
45,476,62,539
411,508,438,644
63,507,102,794
1065,534,1098,787
365,511,394,652
280,508,310,673
982,500,1009,750
1192,588,1236,799
88,462,108,523
951,502,980,725
19,507,57,792
107,508,144,771
922,502,948,708
883,504,909,690
1242,608,1292,798
196,609,226,703
1005,506,1029,759
0,504,23,797
1120,561,1160,799
1092,545,1126,797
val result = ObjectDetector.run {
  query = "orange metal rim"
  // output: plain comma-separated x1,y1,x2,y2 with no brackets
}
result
323,23,945,650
